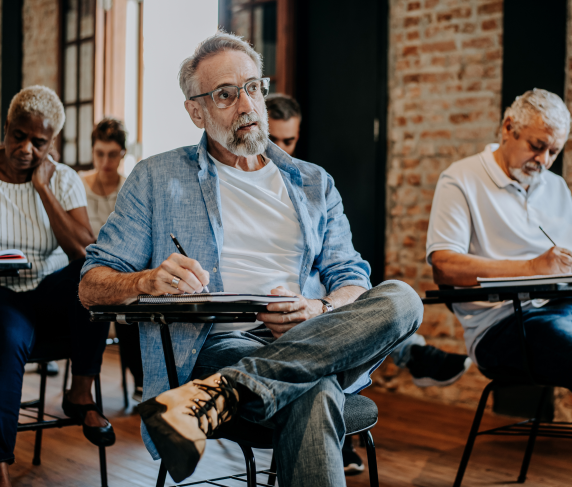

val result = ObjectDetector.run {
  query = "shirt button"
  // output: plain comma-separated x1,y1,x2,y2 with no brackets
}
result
213,267,217,273
192,349,196,354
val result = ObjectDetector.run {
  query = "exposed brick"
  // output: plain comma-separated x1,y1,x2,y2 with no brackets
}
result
403,45,419,56
420,40,456,53
404,16,421,27
386,0,506,410
407,1,421,11
482,18,498,31
462,37,495,49
478,2,503,15
436,7,472,22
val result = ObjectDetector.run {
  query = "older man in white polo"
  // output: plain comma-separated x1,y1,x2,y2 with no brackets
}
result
427,89,572,387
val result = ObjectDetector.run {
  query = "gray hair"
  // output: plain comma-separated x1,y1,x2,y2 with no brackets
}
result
7,85,65,136
503,88,571,136
179,31,263,101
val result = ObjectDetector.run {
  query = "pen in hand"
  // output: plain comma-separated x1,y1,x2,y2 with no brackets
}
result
169,233,210,293
539,226,557,247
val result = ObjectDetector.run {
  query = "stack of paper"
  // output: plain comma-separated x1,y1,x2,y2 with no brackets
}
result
477,274,572,287
0,249,28,263
138,292,300,304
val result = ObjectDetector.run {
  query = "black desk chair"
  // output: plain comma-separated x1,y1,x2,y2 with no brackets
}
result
424,285,572,486
18,337,109,487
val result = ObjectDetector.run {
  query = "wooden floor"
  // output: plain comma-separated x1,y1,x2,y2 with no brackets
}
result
12,346,572,487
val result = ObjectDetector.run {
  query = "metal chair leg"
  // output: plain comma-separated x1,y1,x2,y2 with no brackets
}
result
267,453,277,486
63,358,70,395
120,350,129,409
517,386,550,483
453,381,495,487
94,375,109,487
156,462,168,487
360,430,379,487
238,443,257,487
32,362,48,466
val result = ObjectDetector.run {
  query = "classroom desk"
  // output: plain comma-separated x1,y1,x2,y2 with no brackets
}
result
90,302,267,390
421,283,572,382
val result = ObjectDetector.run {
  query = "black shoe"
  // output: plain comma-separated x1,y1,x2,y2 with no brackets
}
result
62,393,116,447
342,437,364,475
407,345,472,387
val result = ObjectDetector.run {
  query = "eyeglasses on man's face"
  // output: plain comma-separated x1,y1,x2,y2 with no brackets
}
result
188,78,270,109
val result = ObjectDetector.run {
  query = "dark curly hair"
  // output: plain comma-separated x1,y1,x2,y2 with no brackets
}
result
91,117,127,151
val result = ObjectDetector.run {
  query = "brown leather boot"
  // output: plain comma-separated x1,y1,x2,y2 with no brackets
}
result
139,373,239,483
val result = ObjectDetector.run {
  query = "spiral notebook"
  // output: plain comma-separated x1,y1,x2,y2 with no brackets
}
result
137,292,299,304
477,273,572,287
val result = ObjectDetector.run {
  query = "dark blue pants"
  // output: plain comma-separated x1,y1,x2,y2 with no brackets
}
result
0,258,110,464
475,299,572,389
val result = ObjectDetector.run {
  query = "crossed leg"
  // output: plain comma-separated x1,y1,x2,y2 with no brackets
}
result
140,280,424,485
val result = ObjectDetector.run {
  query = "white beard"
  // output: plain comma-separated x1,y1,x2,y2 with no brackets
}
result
204,108,269,157
509,162,545,186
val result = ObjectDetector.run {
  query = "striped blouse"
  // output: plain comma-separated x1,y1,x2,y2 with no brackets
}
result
0,158,87,292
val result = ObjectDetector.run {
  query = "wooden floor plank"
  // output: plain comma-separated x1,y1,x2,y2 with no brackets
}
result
11,346,572,486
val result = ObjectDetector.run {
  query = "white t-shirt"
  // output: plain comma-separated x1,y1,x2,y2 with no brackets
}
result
209,154,304,333
426,144,572,364
81,174,126,238
0,158,88,292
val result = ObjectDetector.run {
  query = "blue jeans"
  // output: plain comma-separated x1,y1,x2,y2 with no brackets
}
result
475,299,572,389
0,258,110,464
192,281,423,487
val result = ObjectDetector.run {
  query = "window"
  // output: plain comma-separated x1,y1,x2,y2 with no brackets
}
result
62,0,96,167
219,0,295,96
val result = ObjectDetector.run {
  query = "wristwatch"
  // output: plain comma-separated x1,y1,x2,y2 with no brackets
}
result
319,298,334,314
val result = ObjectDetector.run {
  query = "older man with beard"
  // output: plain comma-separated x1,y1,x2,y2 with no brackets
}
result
79,32,423,486
427,88,572,388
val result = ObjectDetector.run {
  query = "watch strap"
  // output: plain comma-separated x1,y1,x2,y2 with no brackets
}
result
319,298,334,313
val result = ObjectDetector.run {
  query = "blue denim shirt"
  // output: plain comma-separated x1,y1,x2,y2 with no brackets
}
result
81,133,372,458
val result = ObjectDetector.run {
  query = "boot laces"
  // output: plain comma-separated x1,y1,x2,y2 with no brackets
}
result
185,376,238,437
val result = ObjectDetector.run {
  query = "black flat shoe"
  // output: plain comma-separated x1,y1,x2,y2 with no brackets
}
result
139,373,238,483
62,394,116,447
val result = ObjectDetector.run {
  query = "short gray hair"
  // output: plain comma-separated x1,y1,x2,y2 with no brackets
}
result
503,88,571,136
178,31,263,100
7,85,65,136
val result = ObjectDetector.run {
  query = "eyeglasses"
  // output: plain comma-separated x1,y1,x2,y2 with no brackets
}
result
188,78,270,109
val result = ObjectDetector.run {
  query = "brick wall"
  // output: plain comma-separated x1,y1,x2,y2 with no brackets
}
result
22,0,60,91
377,0,572,421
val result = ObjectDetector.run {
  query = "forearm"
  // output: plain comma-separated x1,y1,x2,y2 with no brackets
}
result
36,184,94,258
79,266,151,308
325,285,367,308
432,250,533,287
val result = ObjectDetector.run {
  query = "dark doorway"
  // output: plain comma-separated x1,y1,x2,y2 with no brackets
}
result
295,0,389,285
1,0,24,138
502,0,567,176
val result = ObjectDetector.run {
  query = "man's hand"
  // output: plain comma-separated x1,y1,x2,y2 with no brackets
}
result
137,253,209,296
529,246,572,275
31,156,56,191
257,286,323,339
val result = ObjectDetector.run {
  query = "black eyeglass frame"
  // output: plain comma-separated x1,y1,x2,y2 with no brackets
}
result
187,77,271,108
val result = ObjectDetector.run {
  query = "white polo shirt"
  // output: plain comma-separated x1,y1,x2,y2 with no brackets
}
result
426,144,572,364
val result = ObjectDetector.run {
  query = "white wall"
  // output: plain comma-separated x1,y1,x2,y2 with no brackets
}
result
141,0,218,159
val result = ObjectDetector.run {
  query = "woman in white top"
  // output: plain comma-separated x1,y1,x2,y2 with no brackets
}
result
0,87,114,485
80,118,144,401
80,118,127,238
